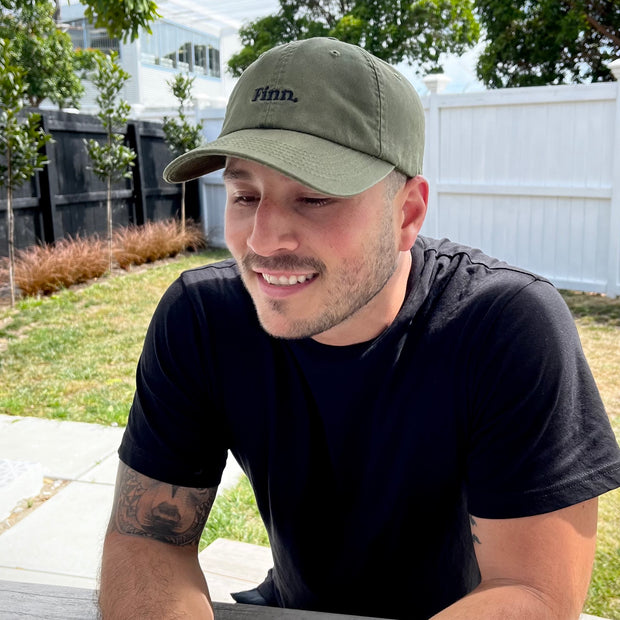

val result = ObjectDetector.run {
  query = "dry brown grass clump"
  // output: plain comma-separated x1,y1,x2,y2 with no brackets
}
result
14,236,109,296
113,220,205,270
0,219,207,300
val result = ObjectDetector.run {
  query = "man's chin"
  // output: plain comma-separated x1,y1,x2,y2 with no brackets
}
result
256,314,318,341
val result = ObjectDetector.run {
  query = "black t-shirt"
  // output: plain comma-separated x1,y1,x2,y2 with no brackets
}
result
120,236,620,620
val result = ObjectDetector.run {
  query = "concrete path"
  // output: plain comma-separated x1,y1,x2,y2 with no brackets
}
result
0,414,244,591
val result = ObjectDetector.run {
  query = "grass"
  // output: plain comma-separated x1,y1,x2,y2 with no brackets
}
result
0,266,618,617
562,291,620,619
0,249,229,424
200,476,270,551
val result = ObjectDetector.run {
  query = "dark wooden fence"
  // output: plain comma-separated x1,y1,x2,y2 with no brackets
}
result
0,110,199,257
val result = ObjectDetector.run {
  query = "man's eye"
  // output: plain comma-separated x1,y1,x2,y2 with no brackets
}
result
300,197,331,207
233,195,258,205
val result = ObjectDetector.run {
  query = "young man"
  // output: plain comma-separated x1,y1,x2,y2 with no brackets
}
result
99,38,620,619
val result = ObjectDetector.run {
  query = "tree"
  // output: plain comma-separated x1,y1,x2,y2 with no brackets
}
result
84,52,136,272
80,0,160,42
0,0,87,109
162,74,204,234
475,0,620,88
0,40,51,305
227,0,480,76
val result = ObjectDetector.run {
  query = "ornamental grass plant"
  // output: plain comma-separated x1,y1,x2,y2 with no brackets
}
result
0,219,206,299
9,236,109,297
113,219,205,269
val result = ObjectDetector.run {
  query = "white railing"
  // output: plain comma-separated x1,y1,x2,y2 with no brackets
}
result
196,69,620,297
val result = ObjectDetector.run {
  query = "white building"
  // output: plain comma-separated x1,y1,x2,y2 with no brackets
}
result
57,0,268,118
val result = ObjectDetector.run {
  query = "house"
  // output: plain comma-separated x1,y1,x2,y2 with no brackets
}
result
56,0,278,118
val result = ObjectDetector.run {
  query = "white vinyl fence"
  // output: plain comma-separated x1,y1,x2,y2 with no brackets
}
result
197,77,620,297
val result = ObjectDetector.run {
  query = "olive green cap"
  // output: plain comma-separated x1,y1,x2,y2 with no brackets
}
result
163,37,425,197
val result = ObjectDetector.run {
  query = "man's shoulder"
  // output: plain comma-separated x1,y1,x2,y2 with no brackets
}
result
155,256,251,321
411,236,568,331
417,236,543,279
179,257,240,285
416,236,554,294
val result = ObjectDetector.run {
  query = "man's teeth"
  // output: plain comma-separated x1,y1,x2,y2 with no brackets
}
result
262,273,316,286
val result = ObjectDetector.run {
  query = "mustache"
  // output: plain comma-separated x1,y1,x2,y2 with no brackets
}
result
242,252,325,273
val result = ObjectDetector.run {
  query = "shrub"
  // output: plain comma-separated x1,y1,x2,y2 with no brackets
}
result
13,236,109,296
113,219,205,269
0,219,207,299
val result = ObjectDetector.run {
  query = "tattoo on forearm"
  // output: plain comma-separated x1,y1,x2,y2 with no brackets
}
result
469,515,481,545
112,464,217,546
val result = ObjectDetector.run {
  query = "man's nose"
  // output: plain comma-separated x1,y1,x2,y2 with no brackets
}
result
247,200,299,256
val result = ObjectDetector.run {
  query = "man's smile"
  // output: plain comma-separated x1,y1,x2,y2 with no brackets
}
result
260,272,318,286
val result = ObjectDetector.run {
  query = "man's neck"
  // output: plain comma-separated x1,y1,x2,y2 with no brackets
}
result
312,250,413,347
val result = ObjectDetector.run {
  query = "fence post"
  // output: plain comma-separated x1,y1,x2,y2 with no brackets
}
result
127,121,146,226
422,74,450,238
606,59,620,298
37,112,60,245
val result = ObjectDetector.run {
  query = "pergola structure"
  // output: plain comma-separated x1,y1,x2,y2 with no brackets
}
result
155,0,279,33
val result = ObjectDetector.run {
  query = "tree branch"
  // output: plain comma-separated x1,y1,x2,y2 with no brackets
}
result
565,0,620,48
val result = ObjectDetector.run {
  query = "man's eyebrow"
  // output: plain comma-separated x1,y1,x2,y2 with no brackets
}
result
222,167,252,182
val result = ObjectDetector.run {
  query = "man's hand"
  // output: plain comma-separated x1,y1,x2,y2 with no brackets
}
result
99,461,218,619
432,499,598,619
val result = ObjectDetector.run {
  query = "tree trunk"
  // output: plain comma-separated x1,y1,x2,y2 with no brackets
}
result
7,147,16,307
107,175,113,272
181,181,186,235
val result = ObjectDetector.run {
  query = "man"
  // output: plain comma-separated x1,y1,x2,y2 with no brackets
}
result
99,38,620,619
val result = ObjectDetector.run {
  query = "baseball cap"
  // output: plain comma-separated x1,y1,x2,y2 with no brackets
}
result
163,37,425,197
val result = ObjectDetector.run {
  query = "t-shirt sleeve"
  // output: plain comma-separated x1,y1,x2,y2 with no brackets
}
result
119,277,229,488
465,279,620,518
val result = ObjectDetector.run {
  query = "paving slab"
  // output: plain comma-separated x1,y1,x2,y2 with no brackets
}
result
0,480,112,589
77,453,120,485
199,539,272,603
0,460,244,589
0,460,43,521
0,414,246,590
0,414,124,481
199,538,272,584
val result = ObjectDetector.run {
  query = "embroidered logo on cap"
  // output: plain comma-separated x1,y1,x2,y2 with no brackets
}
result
251,86,299,103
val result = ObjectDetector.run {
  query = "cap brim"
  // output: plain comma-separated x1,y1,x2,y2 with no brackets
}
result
163,129,395,197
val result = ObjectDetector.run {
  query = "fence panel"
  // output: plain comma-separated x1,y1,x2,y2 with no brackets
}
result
421,82,620,297
39,112,136,243
0,110,186,257
0,176,45,257
128,121,200,226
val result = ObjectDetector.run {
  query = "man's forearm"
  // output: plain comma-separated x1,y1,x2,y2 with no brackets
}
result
431,579,578,620
99,531,214,619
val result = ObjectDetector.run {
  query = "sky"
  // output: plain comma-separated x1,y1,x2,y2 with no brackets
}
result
397,44,486,95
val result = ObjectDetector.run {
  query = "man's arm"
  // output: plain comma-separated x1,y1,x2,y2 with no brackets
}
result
99,461,217,619
432,498,598,619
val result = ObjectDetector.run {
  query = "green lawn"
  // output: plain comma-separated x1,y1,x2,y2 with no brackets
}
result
0,258,618,618
0,250,229,425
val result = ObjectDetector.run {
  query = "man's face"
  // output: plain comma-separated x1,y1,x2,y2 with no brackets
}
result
224,158,411,346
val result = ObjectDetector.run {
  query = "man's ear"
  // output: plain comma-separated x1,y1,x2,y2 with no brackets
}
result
398,175,429,252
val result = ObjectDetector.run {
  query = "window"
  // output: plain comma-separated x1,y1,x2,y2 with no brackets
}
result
66,19,120,56
138,21,220,78
66,19,120,54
